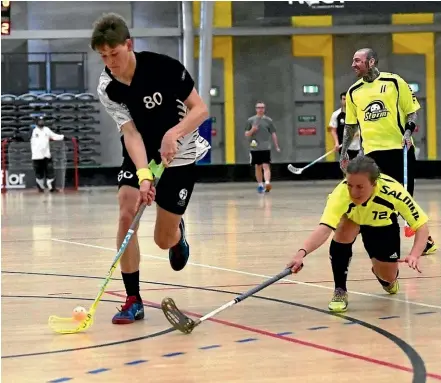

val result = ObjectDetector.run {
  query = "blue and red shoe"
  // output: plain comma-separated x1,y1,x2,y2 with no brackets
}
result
112,296,144,324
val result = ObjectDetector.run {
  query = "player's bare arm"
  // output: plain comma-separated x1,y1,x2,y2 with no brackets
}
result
287,224,334,273
120,121,155,206
339,123,358,170
403,112,418,148
160,88,208,165
398,223,428,273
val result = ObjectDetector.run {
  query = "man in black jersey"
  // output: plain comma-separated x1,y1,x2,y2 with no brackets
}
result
328,92,360,160
92,13,210,324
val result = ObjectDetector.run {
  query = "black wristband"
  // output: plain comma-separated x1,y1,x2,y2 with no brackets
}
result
405,121,416,133
298,248,307,257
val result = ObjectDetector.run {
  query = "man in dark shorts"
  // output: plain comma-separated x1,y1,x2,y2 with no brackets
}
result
93,13,210,324
245,101,280,193
328,92,360,160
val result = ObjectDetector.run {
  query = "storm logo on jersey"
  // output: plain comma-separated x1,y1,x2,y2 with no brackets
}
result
363,100,389,122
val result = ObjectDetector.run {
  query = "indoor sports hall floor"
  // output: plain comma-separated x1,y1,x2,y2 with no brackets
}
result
2,180,441,383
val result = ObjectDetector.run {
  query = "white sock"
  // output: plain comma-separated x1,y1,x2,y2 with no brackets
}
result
265,180,270,184
36,178,45,189
258,182,264,187
47,178,55,190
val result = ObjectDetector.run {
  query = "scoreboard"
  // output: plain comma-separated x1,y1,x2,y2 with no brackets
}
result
1,0,10,35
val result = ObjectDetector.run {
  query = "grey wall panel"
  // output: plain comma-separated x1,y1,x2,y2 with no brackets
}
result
26,1,132,30
436,33,441,160
333,14,391,26
233,36,293,164
133,38,180,60
132,1,180,28
232,1,291,27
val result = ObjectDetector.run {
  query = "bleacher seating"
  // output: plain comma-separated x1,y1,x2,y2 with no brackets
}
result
1,92,102,167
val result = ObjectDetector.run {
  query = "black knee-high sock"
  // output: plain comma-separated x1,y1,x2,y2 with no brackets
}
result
121,271,142,302
329,240,353,291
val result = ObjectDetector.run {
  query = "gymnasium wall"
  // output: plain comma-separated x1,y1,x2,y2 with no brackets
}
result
1,1,441,172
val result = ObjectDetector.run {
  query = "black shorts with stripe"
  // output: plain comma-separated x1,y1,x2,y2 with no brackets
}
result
359,214,401,263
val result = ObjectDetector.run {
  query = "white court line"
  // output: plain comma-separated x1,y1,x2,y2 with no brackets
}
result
51,237,441,310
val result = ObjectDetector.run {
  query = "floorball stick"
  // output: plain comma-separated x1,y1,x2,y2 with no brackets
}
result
288,146,340,175
161,267,293,334
48,160,164,334
402,145,414,237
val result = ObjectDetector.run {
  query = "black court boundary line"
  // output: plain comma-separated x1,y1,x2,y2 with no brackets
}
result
1,271,428,382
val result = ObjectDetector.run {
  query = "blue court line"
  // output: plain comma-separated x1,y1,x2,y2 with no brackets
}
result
48,379,72,383
415,311,436,315
125,360,148,366
199,345,221,350
87,368,110,375
235,338,257,343
308,326,329,331
277,331,293,336
343,321,357,325
162,352,185,358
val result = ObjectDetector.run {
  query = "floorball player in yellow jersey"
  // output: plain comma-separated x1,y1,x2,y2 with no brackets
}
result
287,156,429,312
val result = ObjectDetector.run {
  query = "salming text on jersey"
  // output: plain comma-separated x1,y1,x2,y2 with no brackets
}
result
97,51,210,166
319,174,428,231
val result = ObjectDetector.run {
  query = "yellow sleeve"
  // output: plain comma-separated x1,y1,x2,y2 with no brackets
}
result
345,89,358,125
319,184,349,229
398,76,420,115
394,186,428,231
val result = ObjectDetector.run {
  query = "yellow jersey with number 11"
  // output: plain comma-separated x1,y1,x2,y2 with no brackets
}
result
345,72,420,155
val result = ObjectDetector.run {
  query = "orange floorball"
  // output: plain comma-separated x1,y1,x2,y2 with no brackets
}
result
72,306,87,321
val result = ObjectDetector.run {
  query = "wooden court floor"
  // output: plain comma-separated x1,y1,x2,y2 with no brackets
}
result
2,180,441,383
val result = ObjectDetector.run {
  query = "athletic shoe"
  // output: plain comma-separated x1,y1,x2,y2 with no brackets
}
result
383,279,399,294
328,288,348,312
169,218,190,271
112,296,144,324
265,183,272,193
423,236,438,256
257,185,265,194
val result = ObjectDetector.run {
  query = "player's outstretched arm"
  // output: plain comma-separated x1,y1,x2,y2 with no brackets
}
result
287,224,333,273
398,223,428,273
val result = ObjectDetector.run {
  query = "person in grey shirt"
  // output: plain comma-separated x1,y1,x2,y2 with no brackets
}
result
245,101,280,193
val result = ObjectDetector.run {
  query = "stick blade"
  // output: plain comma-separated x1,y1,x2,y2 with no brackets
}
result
48,314,93,334
161,297,196,334
287,164,302,175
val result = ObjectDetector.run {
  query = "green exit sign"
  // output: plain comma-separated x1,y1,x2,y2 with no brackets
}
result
298,115,316,122
211,117,216,123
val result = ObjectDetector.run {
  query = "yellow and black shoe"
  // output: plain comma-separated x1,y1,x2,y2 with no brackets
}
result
328,288,348,312
423,236,438,256
383,279,399,295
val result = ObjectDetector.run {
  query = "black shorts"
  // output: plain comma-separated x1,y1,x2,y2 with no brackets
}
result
117,159,197,215
367,147,416,196
359,214,400,262
250,150,271,165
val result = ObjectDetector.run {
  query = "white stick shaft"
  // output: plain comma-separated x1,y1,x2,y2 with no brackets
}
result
199,300,235,322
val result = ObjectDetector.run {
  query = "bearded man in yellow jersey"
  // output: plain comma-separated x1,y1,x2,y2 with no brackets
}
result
286,156,429,312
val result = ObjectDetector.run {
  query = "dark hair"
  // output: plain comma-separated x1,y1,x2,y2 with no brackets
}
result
357,48,379,65
340,92,346,99
90,13,131,51
346,155,380,184
255,101,265,106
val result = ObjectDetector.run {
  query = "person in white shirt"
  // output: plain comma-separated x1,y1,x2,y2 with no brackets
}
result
328,92,361,160
31,116,64,192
